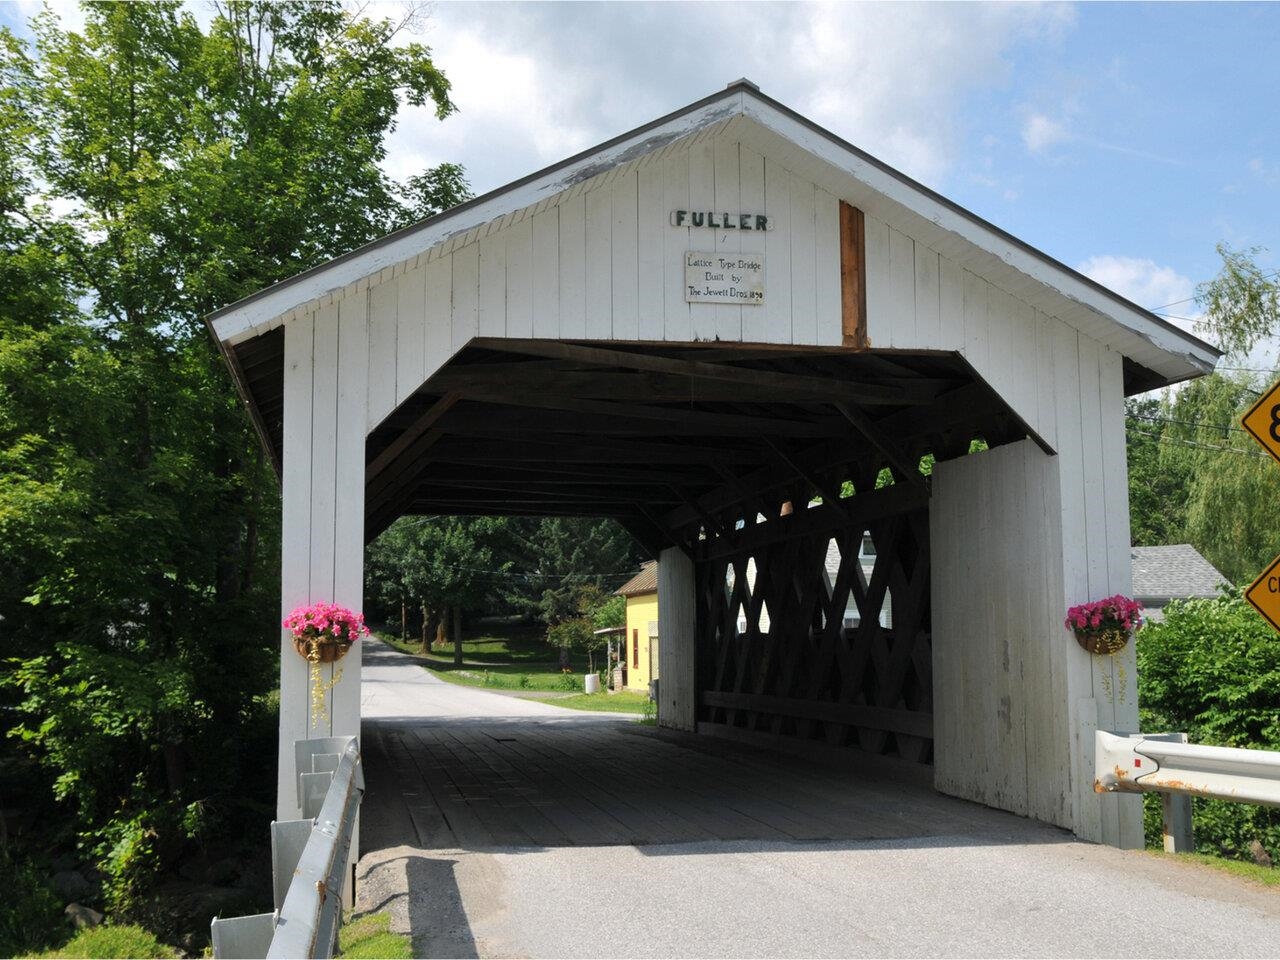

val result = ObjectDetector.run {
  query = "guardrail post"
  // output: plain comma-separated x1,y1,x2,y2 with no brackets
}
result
1161,793,1194,853
211,735,363,960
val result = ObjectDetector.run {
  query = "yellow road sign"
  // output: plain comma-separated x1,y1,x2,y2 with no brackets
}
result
1240,379,1280,465
1246,555,1280,633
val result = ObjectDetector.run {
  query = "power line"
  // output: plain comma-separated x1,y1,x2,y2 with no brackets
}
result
1127,426,1267,459
1127,412,1246,435
1145,268,1280,313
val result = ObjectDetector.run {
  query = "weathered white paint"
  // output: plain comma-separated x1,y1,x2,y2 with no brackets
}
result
278,304,368,821
931,350,1142,848
209,86,1215,389
656,548,697,733
932,440,1071,828
249,88,1180,850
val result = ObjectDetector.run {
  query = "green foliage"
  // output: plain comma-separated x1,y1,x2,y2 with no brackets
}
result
0,0,466,932
547,691,653,713
546,618,594,655
365,516,511,628
1137,596,1280,860
1196,243,1280,359
0,848,63,958
21,924,177,959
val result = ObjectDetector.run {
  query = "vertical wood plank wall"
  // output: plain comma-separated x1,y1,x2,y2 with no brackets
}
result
278,302,369,821
875,216,1143,846
932,440,1072,829
272,127,1144,847
656,547,697,732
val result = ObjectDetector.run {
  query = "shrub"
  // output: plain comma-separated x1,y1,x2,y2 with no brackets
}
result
24,923,176,959
0,848,63,957
1137,595,1280,861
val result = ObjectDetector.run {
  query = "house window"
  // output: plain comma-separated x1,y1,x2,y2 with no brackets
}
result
632,628,639,668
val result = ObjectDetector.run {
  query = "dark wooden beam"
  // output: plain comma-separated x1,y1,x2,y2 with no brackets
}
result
470,338,929,405
840,202,868,349
431,403,852,439
661,438,866,530
695,483,928,561
462,391,849,437
424,436,763,466
366,392,460,480
428,365,944,405
833,402,924,487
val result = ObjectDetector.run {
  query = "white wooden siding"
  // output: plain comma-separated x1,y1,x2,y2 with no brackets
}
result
272,123,1145,848
278,308,368,820
932,440,1071,829
657,547,697,732
347,136,848,431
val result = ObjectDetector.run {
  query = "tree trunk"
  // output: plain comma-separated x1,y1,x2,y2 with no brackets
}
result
401,600,407,643
453,606,463,666
559,643,570,671
420,603,430,652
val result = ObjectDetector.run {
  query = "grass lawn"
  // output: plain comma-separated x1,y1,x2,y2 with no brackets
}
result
1150,850,1280,888
22,926,176,959
543,690,653,714
378,620,608,693
339,911,412,959
376,619,642,706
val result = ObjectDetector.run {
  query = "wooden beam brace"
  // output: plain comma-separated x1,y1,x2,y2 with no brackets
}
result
366,392,460,481
434,403,851,439
696,484,927,561
462,390,850,437
840,202,868,348
470,338,927,405
833,402,923,487
762,437,850,522
661,437,867,529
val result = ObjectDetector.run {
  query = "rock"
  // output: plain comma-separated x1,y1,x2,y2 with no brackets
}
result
51,854,78,873
1248,839,1273,868
64,903,104,930
52,870,94,903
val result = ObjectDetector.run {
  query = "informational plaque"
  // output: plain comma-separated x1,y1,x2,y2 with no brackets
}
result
684,251,765,305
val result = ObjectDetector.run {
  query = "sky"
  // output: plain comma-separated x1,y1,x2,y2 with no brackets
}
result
6,1,1279,358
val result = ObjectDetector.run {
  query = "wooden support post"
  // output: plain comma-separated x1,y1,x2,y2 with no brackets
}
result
278,299,367,865
656,547,697,732
839,202,867,348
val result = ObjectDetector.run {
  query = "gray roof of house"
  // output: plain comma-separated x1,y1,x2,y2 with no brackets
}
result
1131,545,1230,603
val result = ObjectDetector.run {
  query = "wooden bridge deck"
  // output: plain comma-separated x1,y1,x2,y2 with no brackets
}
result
360,712,1053,853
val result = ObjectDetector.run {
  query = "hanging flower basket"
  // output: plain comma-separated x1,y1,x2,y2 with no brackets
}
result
283,602,370,727
292,635,352,663
1065,595,1143,655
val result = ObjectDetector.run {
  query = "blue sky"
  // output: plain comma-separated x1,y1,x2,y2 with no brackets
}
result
7,1,1278,344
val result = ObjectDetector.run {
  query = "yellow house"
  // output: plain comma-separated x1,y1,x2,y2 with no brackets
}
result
616,561,659,694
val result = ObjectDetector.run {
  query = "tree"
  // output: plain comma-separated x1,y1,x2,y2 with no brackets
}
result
0,0,467,928
365,516,511,663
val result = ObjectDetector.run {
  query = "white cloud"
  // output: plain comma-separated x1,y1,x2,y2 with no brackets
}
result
390,1,1077,195
1248,157,1280,185
1077,254,1197,323
1022,113,1068,153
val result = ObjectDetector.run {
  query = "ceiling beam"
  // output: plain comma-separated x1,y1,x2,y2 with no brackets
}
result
470,338,934,405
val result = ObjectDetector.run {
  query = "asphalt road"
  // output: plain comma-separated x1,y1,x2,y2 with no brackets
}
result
355,639,1280,958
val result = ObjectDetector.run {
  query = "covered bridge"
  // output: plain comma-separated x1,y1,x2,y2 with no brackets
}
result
208,80,1218,849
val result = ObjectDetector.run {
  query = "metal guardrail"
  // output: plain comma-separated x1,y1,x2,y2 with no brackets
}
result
1095,730,1280,853
210,735,364,959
